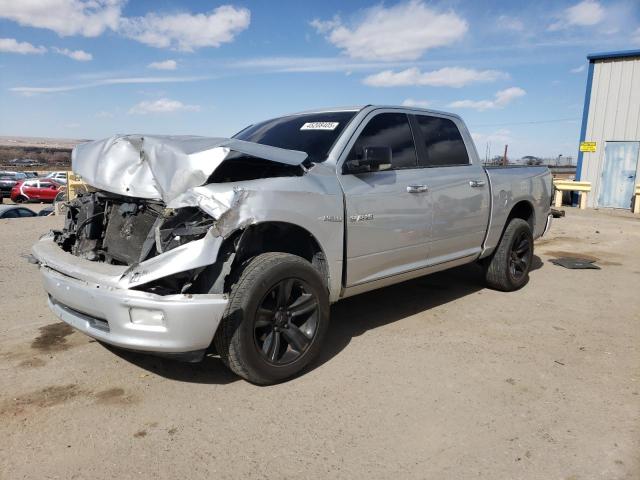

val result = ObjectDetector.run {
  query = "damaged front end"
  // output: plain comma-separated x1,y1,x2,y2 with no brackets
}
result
30,134,314,358
55,191,223,295
43,134,310,296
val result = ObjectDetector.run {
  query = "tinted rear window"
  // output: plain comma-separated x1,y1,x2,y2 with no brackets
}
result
414,115,470,167
233,111,356,163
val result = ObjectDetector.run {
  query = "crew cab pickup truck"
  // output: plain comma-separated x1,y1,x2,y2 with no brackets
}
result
32,105,553,384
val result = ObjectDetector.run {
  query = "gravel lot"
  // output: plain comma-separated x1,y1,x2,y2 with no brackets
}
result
1,208,638,479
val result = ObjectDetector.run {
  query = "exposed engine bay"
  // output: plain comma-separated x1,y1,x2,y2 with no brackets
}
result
53,191,224,295
56,191,214,266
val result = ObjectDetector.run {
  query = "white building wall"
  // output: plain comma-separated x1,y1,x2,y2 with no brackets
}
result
581,55,640,207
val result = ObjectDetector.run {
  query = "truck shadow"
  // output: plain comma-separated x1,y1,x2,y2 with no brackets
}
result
311,255,543,373
103,346,240,385
105,255,542,385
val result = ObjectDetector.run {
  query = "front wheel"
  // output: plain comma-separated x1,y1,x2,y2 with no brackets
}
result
484,218,534,291
214,252,330,385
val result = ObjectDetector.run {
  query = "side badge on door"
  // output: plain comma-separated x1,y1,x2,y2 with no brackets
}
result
349,213,374,222
319,215,343,222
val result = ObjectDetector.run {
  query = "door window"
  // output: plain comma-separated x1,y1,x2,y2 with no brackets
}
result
414,115,470,167
17,208,36,217
347,113,417,169
2,209,19,218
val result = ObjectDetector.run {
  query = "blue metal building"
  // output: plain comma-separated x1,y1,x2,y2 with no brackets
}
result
576,49,640,209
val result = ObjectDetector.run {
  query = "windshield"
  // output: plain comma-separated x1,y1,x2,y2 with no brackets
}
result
233,111,357,163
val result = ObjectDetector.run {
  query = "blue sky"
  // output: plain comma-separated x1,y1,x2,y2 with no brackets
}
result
0,0,639,159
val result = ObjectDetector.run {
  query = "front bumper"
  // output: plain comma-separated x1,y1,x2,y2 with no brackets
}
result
34,241,228,357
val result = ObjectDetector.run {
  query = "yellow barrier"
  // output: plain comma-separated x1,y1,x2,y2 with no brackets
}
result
65,172,88,201
634,184,640,214
54,172,89,215
553,180,592,210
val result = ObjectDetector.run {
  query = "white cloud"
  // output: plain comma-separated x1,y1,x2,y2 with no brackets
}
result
570,64,586,73
471,128,512,144
449,87,526,111
148,59,177,70
0,38,46,54
0,2,249,52
497,15,524,32
128,98,201,115
402,99,431,108
119,5,250,51
0,0,124,37
549,0,605,31
229,56,410,73
310,1,467,61
363,67,508,88
10,76,207,95
53,47,92,61
309,17,341,34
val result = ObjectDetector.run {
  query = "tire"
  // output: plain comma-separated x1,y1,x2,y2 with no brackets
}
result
484,218,534,292
214,252,330,385
14,195,27,203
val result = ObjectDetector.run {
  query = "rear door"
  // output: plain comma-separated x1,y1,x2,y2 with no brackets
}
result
37,181,58,201
411,114,490,264
339,111,431,286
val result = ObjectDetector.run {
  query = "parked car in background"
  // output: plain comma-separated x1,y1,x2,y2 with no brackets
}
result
0,172,28,198
38,206,55,216
11,178,62,203
45,172,68,184
23,171,40,178
0,205,38,218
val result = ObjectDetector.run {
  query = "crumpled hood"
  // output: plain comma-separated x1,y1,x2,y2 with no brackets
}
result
72,134,308,203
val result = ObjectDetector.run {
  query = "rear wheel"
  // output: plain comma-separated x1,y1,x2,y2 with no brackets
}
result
484,218,533,291
214,252,329,385
13,195,27,203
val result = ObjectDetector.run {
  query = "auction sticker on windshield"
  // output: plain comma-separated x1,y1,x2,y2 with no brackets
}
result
300,122,339,131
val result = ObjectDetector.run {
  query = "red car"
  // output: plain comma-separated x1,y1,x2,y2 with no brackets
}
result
11,178,62,203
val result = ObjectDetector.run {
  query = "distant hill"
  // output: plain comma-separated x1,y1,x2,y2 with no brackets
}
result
0,136,90,170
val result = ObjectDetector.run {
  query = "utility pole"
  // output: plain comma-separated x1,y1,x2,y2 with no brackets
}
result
502,144,508,166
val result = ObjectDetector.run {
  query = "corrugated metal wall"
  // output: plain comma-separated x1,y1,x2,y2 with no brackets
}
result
581,55,640,207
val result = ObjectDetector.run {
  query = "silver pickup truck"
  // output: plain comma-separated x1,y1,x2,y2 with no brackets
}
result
32,105,553,384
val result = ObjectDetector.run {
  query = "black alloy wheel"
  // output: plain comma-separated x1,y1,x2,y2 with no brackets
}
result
254,278,319,365
508,230,531,281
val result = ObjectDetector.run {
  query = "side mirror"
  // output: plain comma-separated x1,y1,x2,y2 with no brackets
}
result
344,146,392,174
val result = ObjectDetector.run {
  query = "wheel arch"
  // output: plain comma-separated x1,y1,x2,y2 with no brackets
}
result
215,221,330,293
506,200,535,231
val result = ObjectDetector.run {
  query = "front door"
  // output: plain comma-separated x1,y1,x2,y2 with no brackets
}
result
340,112,431,287
598,141,639,208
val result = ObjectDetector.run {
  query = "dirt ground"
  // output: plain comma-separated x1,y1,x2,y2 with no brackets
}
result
1,208,638,479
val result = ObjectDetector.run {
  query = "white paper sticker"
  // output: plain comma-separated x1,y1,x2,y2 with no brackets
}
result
300,122,339,131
